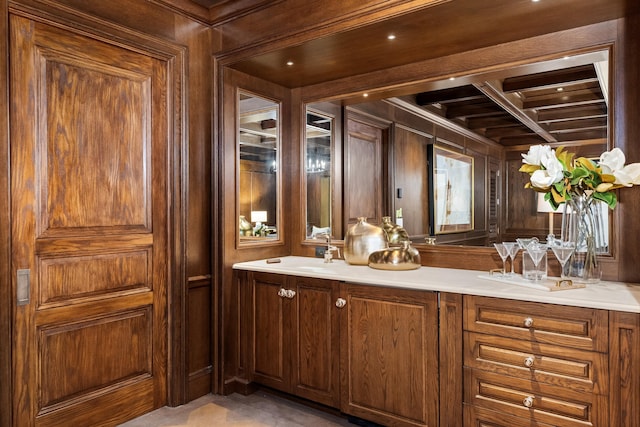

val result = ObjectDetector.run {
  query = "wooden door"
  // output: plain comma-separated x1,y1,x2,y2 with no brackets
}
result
11,15,168,426
393,125,431,237
344,116,385,228
340,283,439,427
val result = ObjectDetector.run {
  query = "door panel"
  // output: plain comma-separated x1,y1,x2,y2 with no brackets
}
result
344,117,384,227
11,15,168,426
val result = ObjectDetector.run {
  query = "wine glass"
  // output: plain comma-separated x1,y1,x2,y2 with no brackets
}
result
525,242,548,282
503,242,519,276
493,243,509,276
551,241,576,279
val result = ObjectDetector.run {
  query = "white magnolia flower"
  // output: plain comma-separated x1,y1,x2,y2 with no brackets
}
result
613,163,640,187
522,144,552,166
529,149,564,189
599,147,626,174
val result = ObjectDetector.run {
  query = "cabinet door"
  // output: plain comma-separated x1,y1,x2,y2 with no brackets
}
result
291,276,341,407
248,272,290,392
341,283,439,427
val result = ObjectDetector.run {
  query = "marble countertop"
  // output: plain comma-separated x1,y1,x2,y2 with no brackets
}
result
233,256,640,313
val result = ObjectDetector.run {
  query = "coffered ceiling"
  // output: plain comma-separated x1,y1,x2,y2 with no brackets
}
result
389,50,610,147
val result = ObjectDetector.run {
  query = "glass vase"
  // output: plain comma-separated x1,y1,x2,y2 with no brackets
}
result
560,193,607,283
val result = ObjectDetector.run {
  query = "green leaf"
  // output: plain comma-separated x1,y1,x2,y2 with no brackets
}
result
592,191,617,209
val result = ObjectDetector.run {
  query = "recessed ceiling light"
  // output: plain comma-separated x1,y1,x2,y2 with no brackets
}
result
286,61,294,66
557,87,564,92
387,34,396,40
363,93,369,98
532,0,540,2
449,77,455,81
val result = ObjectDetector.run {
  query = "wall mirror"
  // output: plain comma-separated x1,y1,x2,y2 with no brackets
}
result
238,90,281,244
305,108,333,239
303,48,611,250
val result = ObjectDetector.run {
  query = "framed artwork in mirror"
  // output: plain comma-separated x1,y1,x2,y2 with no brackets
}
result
428,145,474,234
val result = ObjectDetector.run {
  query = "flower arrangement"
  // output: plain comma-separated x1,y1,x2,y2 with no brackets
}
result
520,145,640,210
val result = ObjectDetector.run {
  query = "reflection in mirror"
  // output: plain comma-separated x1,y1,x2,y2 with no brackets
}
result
302,48,611,250
238,91,280,243
305,109,333,239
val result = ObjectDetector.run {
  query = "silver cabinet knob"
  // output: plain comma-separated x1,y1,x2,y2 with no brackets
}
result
278,288,287,298
524,356,534,368
335,298,346,308
285,289,296,299
522,396,534,408
523,317,534,328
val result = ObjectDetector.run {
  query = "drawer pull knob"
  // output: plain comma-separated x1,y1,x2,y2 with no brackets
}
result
523,317,534,328
524,356,535,368
335,298,347,308
285,289,296,299
278,288,287,298
523,396,534,408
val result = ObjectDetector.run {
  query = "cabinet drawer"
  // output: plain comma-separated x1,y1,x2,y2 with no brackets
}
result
464,332,608,395
464,296,608,352
464,404,558,427
464,368,608,427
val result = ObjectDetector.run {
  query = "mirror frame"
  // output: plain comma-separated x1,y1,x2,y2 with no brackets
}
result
236,88,283,247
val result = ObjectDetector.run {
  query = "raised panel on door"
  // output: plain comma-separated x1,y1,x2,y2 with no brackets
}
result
11,15,168,426
290,276,340,407
341,283,439,427
248,272,290,392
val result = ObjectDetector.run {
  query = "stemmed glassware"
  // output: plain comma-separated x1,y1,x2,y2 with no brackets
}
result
502,242,519,276
550,241,576,279
493,243,509,276
525,241,548,282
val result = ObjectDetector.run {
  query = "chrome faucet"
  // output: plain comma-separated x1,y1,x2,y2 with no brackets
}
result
318,233,340,263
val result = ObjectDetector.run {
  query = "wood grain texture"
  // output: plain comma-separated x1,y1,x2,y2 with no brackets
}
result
10,12,171,426
344,115,385,227
393,126,430,237
464,295,608,353
290,276,340,408
439,293,463,427
0,0,11,424
465,332,608,395
609,311,640,427
465,367,609,426
341,283,439,427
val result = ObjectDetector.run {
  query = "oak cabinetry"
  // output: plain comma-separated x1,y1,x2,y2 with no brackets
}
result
609,311,640,427
463,295,609,426
340,283,439,427
246,271,341,407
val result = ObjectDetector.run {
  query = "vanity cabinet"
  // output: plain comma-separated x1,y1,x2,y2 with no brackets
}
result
245,271,341,407
463,295,610,426
237,263,640,427
340,283,440,427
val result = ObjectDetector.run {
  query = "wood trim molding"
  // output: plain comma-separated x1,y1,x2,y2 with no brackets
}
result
0,0,11,424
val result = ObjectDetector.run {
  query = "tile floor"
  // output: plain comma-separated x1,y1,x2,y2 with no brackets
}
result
118,391,355,427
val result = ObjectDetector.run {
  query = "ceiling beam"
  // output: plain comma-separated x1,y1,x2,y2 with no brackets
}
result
473,80,557,143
